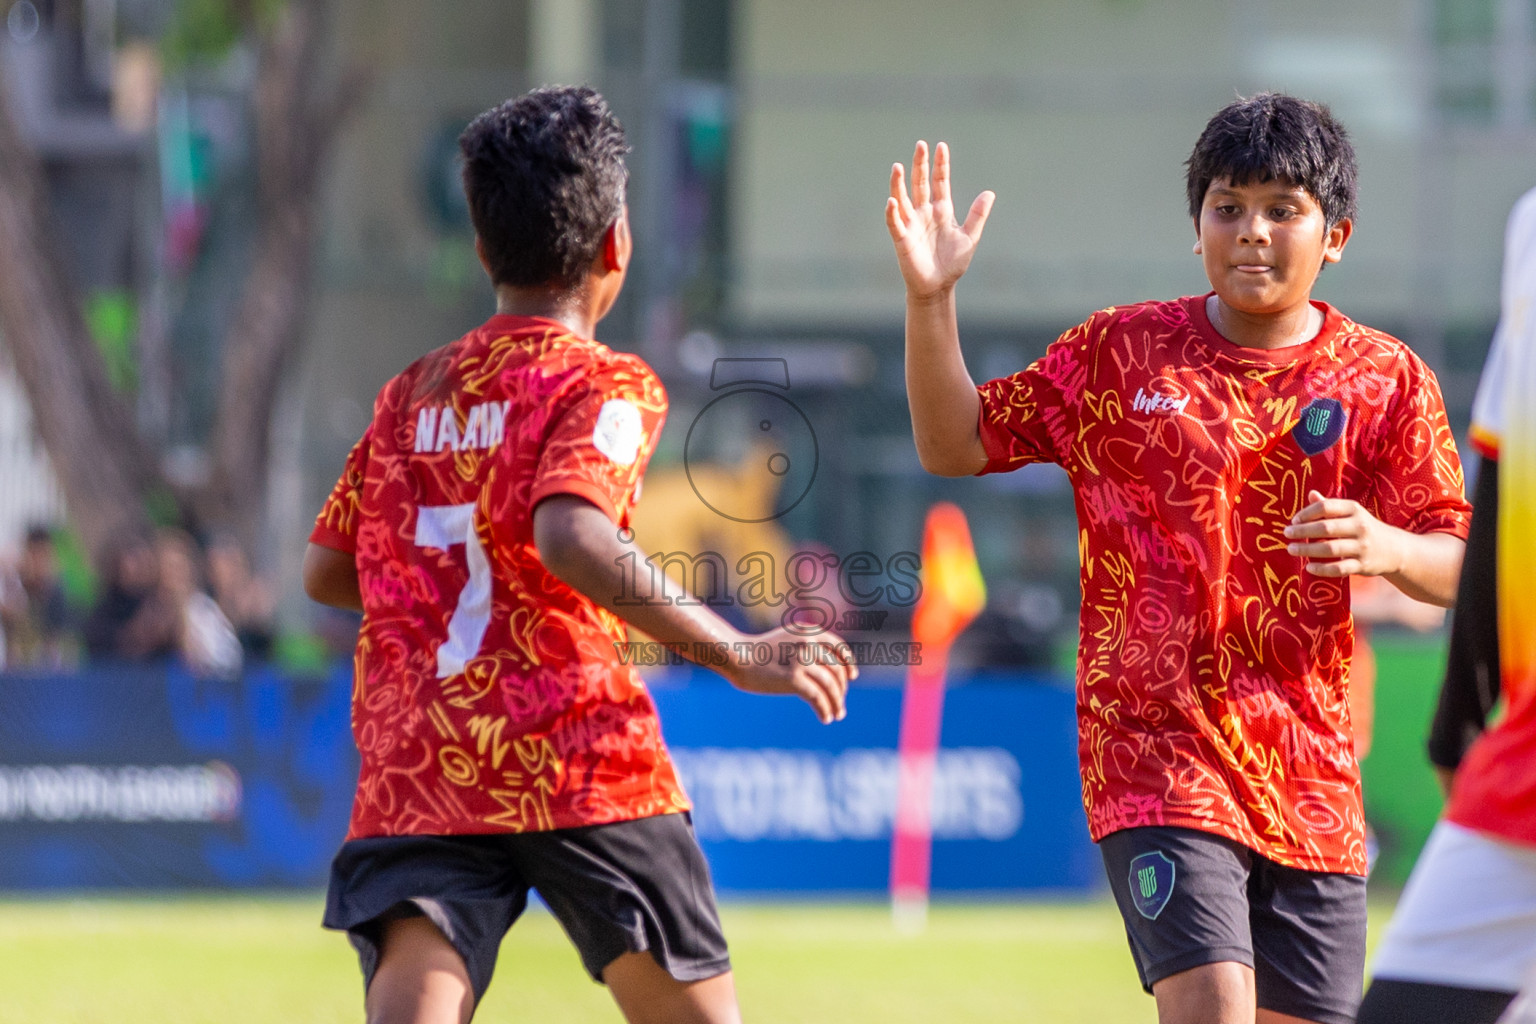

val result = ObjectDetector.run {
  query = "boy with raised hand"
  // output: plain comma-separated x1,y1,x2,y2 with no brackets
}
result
886,93,1470,1024
304,86,854,1024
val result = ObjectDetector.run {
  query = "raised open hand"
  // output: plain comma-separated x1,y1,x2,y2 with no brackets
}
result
885,140,995,300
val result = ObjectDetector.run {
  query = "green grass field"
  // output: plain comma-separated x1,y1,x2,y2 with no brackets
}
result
0,895,1397,1023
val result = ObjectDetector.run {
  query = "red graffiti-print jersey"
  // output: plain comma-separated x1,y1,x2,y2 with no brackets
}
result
311,315,688,838
977,294,1470,874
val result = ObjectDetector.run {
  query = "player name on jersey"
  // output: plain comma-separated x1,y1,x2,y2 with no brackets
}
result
414,400,513,454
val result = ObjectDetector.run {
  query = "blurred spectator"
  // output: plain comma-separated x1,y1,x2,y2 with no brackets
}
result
82,529,178,663
0,524,78,670
83,528,243,677
156,529,242,678
205,534,276,661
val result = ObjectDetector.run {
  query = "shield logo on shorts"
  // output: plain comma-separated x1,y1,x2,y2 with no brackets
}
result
1128,851,1176,920
1292,398,1346,456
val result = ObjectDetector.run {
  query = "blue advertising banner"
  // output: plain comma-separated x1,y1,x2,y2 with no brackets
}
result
0,662,356,889
650,671,1099,896
0,664,1097,895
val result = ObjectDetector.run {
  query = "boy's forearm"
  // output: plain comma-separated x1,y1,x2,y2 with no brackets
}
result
302,543,363,612
537,495,853,724
1383,530,1466,608
905,288,987,477
534,497,747,672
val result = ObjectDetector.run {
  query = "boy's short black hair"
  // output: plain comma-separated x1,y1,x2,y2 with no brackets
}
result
459,86,629,289
1185,93,1357,229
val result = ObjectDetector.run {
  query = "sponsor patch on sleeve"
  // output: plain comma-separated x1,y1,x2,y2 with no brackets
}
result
593,399,644,466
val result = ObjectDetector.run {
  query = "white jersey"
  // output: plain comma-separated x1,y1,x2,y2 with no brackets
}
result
1448,186,1536,846
1469,188,1536,458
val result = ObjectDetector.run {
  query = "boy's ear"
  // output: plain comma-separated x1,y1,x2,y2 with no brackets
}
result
1192,219,1202,255
474,235,492,276
602,207,632,274
1322,217,1353,264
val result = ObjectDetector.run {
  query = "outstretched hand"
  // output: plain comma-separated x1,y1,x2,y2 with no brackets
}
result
1284,489,1403,578
886,141,995,300
723,627,857,725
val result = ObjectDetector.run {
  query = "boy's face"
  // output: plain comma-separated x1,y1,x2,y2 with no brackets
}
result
1194,177,1350,317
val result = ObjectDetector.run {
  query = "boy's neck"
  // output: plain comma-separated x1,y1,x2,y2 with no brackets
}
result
1206,294,1323,351
493,283,598,339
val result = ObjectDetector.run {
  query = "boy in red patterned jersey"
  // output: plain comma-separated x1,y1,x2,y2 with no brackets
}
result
885,92,1470,1024
304,87,855,1024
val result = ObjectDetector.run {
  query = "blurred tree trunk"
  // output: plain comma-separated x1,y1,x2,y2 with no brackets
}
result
0,0,362,563
0,73,162,560
202,0,364,553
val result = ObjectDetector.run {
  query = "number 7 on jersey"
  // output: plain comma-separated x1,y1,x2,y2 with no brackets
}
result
415,503,493,678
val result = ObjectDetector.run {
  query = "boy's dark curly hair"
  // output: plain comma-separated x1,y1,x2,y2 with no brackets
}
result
459,87,630,289
1186,93,1357,229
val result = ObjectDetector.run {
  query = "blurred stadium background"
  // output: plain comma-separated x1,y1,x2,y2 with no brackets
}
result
0,0,1528,1019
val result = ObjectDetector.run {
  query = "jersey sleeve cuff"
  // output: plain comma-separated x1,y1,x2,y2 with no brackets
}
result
309,523,357,553
1411,516,1473,541
1470,426,1500,460
974,388,1015,476
529,480,623,526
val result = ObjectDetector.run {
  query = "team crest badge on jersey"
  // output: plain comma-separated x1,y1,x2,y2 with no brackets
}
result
1128,851,1176,920
593,399,644,466
1293,398,1346,456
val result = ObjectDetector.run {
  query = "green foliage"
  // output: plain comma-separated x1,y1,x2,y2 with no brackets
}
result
159,0,287,69
144,488,185,530
272,629,333,676
83,290,137,394
427,238,480,305
50,524,98,607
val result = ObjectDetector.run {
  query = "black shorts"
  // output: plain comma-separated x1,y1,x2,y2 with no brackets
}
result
1100,825,1367,1024
323,812,731,1004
